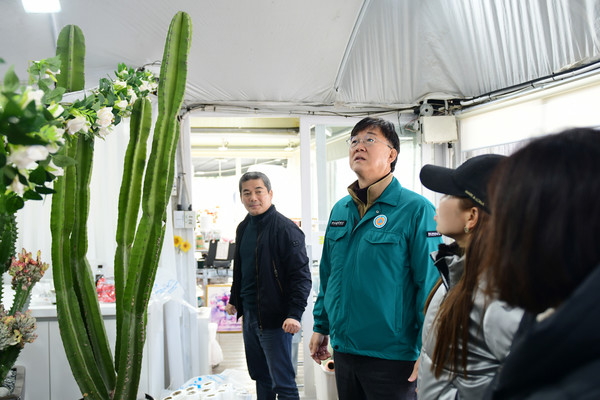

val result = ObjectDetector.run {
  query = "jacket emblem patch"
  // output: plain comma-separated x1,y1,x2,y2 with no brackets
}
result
330,220,347,227
427,231,442,237
373,215,387,228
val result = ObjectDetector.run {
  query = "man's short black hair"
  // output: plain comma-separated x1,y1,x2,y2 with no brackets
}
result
239,171,272,193
351,117,400,172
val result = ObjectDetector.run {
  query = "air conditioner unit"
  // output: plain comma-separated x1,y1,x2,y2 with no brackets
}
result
421,115,458,143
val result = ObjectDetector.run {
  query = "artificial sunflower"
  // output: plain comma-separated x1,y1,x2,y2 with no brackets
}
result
173,235,183,248
181,240,192,253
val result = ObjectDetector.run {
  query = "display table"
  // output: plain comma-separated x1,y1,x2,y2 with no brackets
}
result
16,303,154,400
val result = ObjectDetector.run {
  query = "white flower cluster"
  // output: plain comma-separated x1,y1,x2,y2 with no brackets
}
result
2,84,67,195
64,66,157,138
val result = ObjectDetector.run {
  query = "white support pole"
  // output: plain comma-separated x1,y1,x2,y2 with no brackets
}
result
315,125,328,232
299,117,316,399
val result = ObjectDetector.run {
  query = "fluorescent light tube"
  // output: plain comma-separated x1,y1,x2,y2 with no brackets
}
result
22,0,61,13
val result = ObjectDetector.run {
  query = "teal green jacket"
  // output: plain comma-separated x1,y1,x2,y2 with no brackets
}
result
313,177,442,361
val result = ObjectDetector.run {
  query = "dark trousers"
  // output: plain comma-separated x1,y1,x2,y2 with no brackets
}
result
334,351,417,400
242,309,299,400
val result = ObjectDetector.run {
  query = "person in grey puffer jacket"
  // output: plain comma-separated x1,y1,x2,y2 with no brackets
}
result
415,155,523,399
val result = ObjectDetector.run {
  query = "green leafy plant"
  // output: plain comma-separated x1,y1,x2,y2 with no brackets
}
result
50,11,191,400
0,55,68,386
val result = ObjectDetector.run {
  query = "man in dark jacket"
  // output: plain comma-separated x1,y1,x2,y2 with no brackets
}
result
225,171,311,400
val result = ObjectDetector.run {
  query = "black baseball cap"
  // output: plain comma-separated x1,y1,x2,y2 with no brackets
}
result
419,154,506,213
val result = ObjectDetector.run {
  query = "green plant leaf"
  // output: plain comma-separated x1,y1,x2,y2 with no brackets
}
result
5,195,24,213
23,190,43,201
3,167,16,182
29,165,47,185
46,56,62,71
52,154,77,167
17,172,28,185
45,87,66,104
35,185,55,195
3,66,19,92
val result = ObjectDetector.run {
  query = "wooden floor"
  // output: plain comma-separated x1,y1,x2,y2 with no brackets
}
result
212,332,305,398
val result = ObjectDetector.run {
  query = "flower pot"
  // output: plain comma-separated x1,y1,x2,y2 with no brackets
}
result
0,365,25,400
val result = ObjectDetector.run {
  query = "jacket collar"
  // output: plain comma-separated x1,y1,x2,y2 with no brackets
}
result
431,242,465,290
346,174,400,216
240,204,276,228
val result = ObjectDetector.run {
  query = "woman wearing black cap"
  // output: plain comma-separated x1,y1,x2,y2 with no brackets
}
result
415,155,524,399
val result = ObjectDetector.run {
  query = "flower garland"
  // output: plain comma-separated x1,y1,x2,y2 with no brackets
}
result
64,62,158,139
0,58,157,214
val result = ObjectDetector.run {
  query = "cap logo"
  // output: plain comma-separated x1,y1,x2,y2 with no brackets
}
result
464,190,485,207
373,215,387,228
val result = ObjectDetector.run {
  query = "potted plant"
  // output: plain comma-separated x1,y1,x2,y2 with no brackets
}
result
49,11,191,400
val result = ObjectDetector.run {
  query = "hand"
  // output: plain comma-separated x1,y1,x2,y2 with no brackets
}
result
407,357,419,386
282,318,301,334
309,332,331,365
225,303,236,315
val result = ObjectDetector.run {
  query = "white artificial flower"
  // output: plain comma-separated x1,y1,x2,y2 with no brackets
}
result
23,88,44,108
113,80,127,90
127,89,138,105
26,145,49,162
114,100,128,110
9,177,25,196
66,116,90,135
48,159,64,176
7,147,34,169
96,107,113,129
7,145,48,169
139,81,151,92
46,142,60,154
48,103,64,118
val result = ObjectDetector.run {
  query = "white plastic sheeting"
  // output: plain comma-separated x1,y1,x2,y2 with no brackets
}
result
1,0,600,113
337,0,600,108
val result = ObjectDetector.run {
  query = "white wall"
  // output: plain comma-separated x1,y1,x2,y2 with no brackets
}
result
458,73,600,152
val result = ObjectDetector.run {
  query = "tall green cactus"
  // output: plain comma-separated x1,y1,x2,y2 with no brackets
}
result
52,24,116,399
113,12,192,399
50,12,191,400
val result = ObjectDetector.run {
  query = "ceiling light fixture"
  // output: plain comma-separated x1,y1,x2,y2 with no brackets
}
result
22,0,61,13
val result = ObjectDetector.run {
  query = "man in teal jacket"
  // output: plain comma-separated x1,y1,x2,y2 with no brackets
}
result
309,117,441,400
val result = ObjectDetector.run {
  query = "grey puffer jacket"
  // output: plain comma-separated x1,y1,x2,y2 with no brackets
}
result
417,244,524,400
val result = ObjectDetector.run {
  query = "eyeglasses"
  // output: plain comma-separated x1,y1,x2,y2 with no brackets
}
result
346,135,393,149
